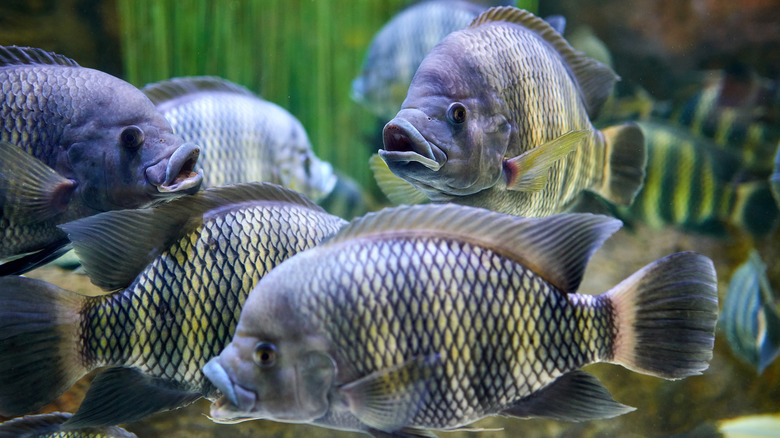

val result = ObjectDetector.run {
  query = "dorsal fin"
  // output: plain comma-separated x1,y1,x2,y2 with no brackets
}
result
142,76,257,106
0,46,79,68
323,204,621,293
60,182,325,291
469,7,618,118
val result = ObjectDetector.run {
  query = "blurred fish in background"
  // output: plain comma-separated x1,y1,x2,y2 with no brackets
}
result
0,412,136,438
615,121,778,237
721,250,780,374
351,0,487,121
0,46,203,276
773,142,780,206
143,76,336,202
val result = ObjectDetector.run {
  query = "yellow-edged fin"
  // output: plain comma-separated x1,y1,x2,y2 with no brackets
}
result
143,76,257,107
0,141,76,223
321,204,621,293
469,7,618,118
60,182,330,292
339,354,441,432
504,130,588,192
370,153,429,205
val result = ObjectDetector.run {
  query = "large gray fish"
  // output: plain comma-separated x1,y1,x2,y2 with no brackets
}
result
0,412,136,438
204,204,718,437
0,46,202,274
142,76,336,202
351,0,487,120
378,7,646,217
0,183,346,427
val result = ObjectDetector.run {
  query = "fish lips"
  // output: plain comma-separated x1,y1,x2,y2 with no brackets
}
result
381,117,446,174
145,142,203,196
203,358,258,422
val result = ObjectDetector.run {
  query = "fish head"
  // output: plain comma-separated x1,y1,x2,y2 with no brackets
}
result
64,77,203,211
276,120,337,202
204,287,336,424
380,39,511,201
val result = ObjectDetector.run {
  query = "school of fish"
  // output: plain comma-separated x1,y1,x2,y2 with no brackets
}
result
4,1,780,437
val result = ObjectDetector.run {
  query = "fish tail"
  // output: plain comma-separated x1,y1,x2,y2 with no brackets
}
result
597,122,646,206
729,181,779,237
605,252,718,379
0,276,87,416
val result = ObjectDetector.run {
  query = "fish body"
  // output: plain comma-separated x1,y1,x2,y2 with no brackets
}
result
0,46,203,273
721,250,780,374
205,204,718,436
0,183,346,426
619,121,778,236
772,141,780,206
351,0,486,120
0,412,136,438
378,7,646,217
143,76,336,201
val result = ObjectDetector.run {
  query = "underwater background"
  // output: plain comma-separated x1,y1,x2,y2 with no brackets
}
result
1,0,779,436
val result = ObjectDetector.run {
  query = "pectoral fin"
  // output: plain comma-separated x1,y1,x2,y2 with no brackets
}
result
370,154,430,205
65,367,202,428
0,141,75,222
501,370,634,422
340,354,441,433
504,130,588,192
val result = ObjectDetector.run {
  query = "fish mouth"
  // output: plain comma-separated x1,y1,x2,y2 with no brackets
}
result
146,142,203,195
381,117,445,172
203,358,258,421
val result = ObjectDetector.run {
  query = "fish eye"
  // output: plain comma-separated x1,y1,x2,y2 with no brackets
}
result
253,342,277,368
120,125,145,150
446,102,467,125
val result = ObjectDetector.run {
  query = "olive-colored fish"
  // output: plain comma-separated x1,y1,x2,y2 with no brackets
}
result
378,7,646,217
204,204,718,437
351,0,486,120
142,76,336,201
618,121,778,236
0,412,136,438
0,46,203,274
0,183,346,427
721,250,780,374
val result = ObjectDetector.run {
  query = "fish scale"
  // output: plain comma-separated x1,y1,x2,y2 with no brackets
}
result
299,237,613,429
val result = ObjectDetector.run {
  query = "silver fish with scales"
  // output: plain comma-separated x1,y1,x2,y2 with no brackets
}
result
204,204,718,437
0,45,203,274
377,7,646,217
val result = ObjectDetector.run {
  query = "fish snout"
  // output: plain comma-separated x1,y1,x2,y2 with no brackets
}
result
146,142,203,195
203,358,257,414
381,118,444,171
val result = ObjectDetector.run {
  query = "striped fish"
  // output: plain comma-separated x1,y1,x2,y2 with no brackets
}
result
619,121,778,236
205,204,718,436
0,183,346,427
378,7,646,217
143,76,336,202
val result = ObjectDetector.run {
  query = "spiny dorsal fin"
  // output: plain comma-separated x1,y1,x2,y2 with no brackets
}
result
469,7,618,118
0,46,79,68
323,204,621,293
0,412,137,438
60,182,325,291
142,76,257,106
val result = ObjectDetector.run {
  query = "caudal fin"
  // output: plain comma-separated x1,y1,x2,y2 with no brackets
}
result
0,276,87,416
606,252,718,379
729,181,779,237
598,122,646,206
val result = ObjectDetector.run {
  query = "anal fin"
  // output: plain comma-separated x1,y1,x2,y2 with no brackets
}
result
65,367,202,428
501,370,635,422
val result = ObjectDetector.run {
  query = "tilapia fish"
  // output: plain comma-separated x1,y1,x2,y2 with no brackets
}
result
351,0,486,120
618,121,778,237
0,412,136,438
378,7,646,217
204,204,718,437
0,46,203,274
0,183,346,427
143,76,336,201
